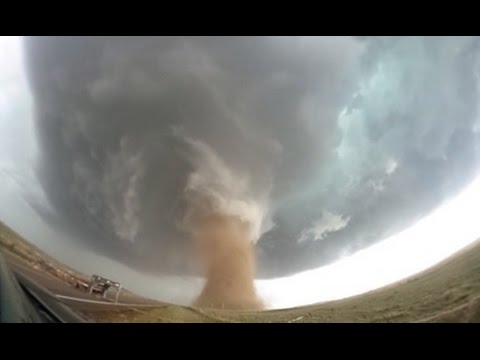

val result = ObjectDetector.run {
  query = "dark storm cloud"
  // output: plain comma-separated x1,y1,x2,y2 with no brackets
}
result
24,36,480,278
287,36,480,273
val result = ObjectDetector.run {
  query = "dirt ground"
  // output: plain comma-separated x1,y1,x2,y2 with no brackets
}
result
2,219,480,322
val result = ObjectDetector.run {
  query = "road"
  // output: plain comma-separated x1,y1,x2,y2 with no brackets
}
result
2,252,166,321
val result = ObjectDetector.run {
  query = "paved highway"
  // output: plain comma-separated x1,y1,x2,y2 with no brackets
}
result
2,252,166,321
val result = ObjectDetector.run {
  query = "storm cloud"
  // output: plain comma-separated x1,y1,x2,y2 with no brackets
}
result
22,36,480,278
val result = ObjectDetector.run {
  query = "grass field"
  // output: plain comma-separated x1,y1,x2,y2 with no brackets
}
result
79,237,480,322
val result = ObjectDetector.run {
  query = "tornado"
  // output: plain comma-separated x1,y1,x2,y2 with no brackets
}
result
177,133,267,310
190,213,263,310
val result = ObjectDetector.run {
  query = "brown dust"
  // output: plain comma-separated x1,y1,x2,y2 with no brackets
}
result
190,213,264,310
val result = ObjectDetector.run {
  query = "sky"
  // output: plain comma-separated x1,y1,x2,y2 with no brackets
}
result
258,174,480,308
1,36,480,309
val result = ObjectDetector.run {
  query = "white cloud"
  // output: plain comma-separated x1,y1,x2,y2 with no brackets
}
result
179,133,272,243
298,211,350,243
385,158,398,175
367,178,386,194
103,139,144,243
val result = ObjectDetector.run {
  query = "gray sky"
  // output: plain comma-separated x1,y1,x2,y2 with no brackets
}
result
2,36,480,283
